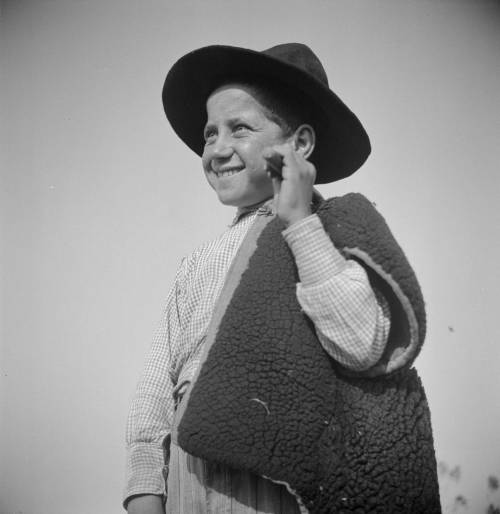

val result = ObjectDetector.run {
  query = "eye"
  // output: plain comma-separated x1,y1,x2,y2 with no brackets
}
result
233,124,250,135
203,128,216,143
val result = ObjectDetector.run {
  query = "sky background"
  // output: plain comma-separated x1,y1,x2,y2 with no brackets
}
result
1,0,500,513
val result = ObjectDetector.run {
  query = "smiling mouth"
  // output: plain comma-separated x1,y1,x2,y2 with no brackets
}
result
213,167,244,178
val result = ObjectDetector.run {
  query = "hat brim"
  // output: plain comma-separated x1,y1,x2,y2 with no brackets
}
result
162,45,370,184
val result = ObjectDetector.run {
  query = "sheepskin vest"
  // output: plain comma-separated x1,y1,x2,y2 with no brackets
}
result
174,193,441,514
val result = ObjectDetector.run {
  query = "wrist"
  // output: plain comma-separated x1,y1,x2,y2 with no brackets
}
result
127,494,164,514
282,214,347,284
282,206,312,228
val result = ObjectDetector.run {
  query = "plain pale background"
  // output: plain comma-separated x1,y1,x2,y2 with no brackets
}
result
1,0,499,513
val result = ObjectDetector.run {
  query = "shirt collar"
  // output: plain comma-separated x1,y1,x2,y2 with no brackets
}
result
231,197,274,226
229,188,324,226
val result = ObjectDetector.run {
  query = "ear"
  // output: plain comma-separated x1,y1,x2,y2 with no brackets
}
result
291,124,316,160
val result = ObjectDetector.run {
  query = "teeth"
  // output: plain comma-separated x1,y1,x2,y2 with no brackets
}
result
215,168,242,177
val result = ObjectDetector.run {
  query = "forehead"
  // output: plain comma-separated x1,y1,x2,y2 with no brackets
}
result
205,83,268,119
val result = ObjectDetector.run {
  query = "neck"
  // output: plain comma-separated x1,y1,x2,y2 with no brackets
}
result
236,196,273,216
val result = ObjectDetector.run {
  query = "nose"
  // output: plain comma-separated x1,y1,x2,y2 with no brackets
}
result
202,131,234,172
211,134,233,161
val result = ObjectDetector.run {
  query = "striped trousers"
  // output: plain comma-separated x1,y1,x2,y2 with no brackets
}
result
165,394,302,514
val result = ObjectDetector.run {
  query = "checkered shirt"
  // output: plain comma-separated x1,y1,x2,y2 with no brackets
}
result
124,207,391,505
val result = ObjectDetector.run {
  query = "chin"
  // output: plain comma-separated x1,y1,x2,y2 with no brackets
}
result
215,191,250,207
215,190,271,209
216,194,241,207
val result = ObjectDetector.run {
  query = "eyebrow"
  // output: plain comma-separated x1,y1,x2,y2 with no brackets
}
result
203,122,215,134
204,115,253,133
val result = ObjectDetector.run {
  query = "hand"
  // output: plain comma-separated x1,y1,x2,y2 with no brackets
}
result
264,143,316,228
127,494,165,514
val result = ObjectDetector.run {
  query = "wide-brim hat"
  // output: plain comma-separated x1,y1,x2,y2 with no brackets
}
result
162,43,371,184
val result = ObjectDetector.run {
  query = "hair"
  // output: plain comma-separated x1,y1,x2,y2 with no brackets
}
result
209,74,316,136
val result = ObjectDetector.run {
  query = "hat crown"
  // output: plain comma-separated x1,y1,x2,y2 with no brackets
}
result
262,43,329,87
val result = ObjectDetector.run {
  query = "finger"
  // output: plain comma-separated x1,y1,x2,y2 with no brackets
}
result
265,153,284,180
280,151,302,181
271,175,282,197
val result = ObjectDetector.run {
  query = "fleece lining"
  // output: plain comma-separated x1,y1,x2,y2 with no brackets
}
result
176,194,440,513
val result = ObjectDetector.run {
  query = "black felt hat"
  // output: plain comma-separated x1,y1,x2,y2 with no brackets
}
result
162,43,371,184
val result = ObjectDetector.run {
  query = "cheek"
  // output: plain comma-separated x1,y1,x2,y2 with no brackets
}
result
241,142,267,168
201,151,211,171
203,170,217,191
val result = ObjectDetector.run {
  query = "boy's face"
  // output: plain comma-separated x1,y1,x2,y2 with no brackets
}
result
202,84,288,209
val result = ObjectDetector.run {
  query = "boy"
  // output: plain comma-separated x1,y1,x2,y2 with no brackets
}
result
125,43,440,513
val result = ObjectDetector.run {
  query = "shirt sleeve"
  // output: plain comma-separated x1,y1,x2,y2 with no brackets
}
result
282,214,391,371
123,259,187,507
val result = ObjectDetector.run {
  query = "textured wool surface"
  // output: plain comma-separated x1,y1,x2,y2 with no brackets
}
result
177,194,440,513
